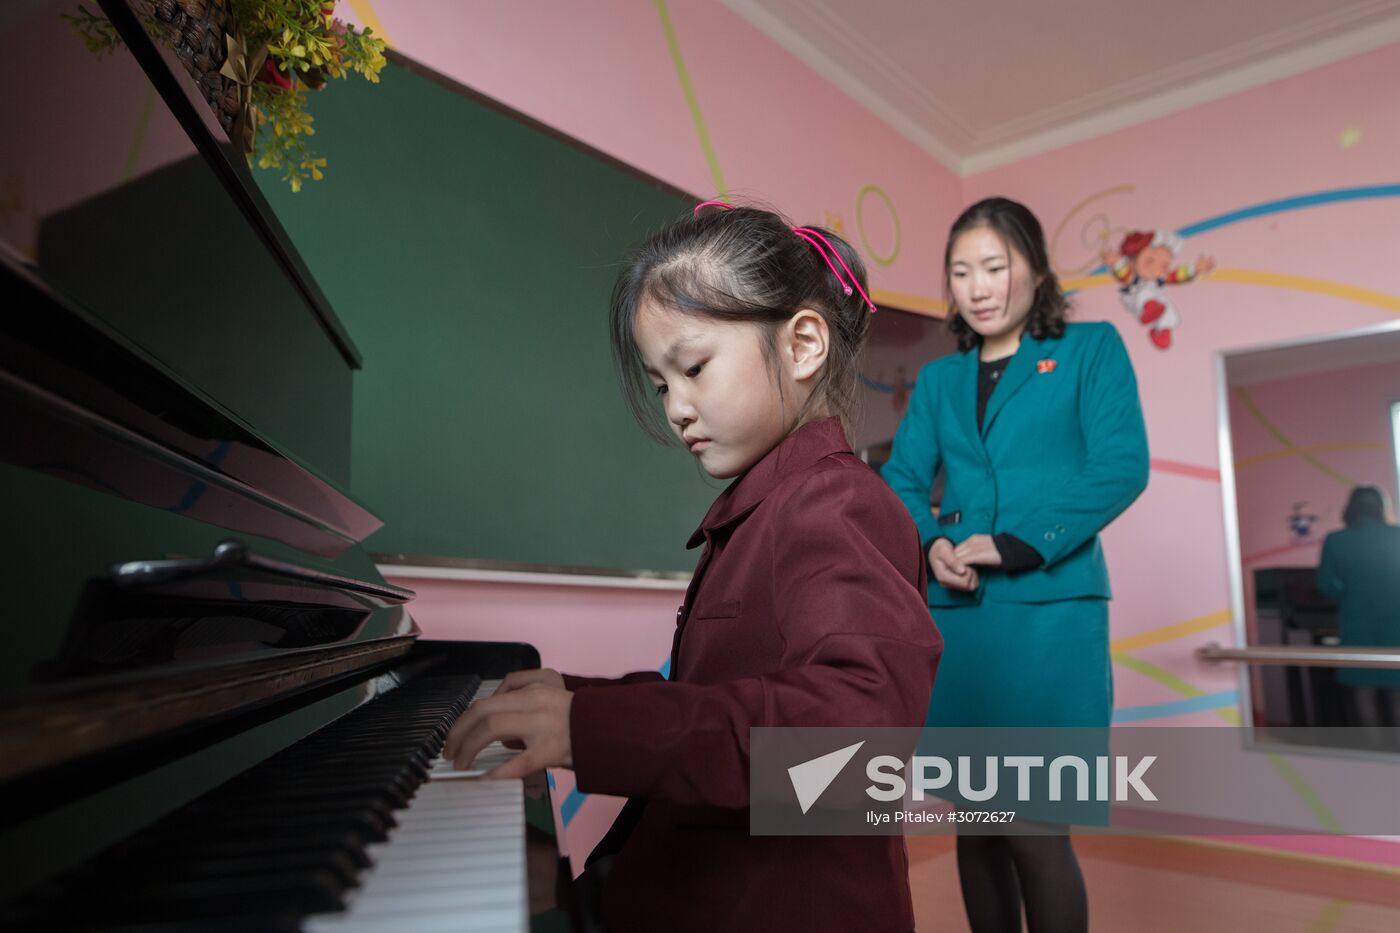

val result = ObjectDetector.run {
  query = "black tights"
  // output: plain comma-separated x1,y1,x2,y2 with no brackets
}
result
954,832,1087,933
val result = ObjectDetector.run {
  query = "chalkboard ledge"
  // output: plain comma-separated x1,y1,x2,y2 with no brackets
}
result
373,554,690,591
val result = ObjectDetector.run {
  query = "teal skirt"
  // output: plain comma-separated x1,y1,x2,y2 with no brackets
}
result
926,598,1112,728
921,598,1113,826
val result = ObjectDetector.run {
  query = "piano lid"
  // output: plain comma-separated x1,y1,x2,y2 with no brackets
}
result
1,0,364,489
0,0,422,782
2,251,384,556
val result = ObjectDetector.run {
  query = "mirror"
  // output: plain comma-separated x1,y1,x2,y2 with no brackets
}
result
856,306,958,471
1219,323,1400,755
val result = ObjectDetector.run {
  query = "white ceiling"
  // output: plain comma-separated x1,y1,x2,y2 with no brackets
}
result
724,0,1400,175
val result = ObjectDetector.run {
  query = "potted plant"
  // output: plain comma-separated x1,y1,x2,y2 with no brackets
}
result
66,0,386,190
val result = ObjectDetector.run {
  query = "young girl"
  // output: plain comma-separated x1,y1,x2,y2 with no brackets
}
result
882,197,1149,933
444,202,940,932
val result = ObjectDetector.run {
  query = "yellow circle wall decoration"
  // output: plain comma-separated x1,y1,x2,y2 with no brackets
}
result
856,184,901,266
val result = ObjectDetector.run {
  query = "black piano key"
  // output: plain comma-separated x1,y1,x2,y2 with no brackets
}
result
110,850,363,889
166,808,393,844
107,869,348,918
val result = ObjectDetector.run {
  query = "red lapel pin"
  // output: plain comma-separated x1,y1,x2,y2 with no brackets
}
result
1037,359,1057,374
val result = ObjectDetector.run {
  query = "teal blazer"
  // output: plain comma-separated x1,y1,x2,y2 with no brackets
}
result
882,322,1149,607
1316,522,1400,648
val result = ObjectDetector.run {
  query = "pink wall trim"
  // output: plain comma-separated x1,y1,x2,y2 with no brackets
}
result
385,575,681,676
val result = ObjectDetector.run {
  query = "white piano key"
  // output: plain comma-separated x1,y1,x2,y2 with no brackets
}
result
320,882,522,918
309,911,523,933
308,909,523,933
362,853,524,879
429,742,516,778
341,863,527,894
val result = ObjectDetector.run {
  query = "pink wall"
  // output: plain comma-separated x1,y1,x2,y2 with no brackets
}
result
383,575,681,676
334,5,1400,721
960,43,1400,725
339,0,961,311
351,9,1400,867
957,44,1400,863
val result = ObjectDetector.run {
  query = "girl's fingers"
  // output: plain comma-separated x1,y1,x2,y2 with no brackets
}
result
497,668,562,694
449,709,533,770
443,691,527,761
486,745,554,781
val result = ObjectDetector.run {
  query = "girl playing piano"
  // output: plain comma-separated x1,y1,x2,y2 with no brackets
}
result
445,201,940,932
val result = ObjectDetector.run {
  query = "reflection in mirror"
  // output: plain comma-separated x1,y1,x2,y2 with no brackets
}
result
1221,324,1400,755
853,306,957,513
0,0,355,482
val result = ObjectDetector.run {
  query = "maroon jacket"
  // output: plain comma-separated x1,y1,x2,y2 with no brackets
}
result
565,417,941,932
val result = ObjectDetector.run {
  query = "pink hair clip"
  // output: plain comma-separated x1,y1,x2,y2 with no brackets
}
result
791,226,878,313
693,200,735,216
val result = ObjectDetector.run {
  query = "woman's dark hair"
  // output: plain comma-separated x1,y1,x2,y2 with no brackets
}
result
944,197,1068,352
610,202,872,444
1342,485,1388,527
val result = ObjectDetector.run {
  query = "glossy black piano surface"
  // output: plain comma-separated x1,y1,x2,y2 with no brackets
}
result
0,2,543,926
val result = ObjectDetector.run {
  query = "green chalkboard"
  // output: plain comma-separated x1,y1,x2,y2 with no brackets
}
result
256,60,720,572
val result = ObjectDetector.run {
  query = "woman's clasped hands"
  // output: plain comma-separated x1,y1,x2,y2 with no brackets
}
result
928,534,1002,592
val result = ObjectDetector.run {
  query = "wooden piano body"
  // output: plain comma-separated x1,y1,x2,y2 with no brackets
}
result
0,2,553,927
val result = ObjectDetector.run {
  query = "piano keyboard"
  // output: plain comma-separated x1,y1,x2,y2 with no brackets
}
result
8,674,534,931
306,679,529,932
304,776,524,932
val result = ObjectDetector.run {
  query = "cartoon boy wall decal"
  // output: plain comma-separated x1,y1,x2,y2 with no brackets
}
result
1102,229,1215,350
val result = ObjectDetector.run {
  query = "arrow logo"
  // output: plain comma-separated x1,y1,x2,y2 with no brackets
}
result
787,741,865,814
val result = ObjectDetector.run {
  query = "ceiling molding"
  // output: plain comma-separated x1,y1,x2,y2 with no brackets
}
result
971,1,1400,145
962,14,1400,175
779,0,978,138
722,0,966,172
725,0,1400,177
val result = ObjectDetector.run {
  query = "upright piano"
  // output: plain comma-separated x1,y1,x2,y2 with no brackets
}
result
0,2,549,928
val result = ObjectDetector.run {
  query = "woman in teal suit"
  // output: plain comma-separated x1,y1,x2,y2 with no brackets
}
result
1316,485,1400,716
882,198,1149,933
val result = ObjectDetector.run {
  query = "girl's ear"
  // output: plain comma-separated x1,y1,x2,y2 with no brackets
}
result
786,309,830,382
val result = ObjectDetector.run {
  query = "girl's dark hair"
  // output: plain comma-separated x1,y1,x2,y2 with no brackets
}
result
944,197,1068,352
610,202,872,444
1342,485,1387,527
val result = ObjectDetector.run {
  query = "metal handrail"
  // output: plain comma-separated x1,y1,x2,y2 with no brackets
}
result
1197,642,1400,669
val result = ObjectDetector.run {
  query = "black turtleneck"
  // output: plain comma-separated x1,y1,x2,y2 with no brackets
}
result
977,355,1012,430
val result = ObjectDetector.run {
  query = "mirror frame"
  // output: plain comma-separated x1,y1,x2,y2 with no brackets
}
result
1215,318,1400,761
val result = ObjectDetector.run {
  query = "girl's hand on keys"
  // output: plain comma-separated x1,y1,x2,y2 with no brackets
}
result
497,668,565,694
442,683,573,779
492,670,565,748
